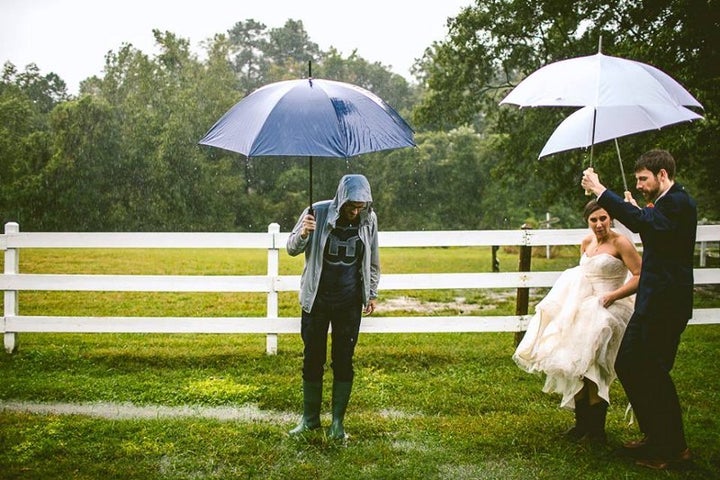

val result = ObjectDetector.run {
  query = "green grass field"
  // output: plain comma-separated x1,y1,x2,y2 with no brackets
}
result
1,247,718,479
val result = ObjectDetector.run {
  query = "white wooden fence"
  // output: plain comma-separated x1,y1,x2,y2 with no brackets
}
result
2,221,719,354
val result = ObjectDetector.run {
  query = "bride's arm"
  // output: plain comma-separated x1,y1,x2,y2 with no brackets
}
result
600,236,642,307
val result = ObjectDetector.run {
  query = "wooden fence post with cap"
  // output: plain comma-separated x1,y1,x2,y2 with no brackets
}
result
514,223,533,347
3,222,20,353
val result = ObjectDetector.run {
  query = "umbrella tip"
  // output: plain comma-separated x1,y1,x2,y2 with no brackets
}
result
598,35,603,54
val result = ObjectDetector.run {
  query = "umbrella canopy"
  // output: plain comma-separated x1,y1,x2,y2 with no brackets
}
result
539,104,703,158
199,77,415,209
499,50,703,191
200,78,415,158
500,52,702,111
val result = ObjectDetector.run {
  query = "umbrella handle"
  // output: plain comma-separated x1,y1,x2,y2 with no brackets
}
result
584,167,594,196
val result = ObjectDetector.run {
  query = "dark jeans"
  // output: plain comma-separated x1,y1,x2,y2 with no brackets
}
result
301,297,362,383
615,311,689,454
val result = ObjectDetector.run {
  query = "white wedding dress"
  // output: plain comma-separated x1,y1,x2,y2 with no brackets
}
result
513,253,634,409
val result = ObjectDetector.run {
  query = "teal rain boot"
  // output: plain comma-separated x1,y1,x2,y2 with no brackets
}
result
327,381,353,440
289,380,323,436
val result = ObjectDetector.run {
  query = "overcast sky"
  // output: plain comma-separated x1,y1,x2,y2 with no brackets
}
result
1,0,472,94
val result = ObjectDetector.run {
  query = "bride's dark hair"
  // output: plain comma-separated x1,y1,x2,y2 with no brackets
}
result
583,199,614,223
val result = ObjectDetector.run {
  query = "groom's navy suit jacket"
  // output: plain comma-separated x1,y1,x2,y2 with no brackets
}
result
598,183,697,320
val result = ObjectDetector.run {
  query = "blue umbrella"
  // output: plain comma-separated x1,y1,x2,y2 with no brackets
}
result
199,77,415,210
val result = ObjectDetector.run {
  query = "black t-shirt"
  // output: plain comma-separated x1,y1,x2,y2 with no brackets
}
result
317,224,364,304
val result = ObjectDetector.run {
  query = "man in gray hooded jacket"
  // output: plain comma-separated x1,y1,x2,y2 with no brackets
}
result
286,174,380,440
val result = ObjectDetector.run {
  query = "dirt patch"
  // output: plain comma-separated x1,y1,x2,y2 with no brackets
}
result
374,296,477,314
374,292,522,315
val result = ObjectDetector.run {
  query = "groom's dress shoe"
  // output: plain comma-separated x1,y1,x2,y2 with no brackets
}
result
635,448,692,470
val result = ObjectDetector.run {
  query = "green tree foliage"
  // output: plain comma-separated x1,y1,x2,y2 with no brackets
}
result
227,19,271,93
0,63,66,226
2,8,716,233
0,19,423,232
339,128,547,231
414,0,719,220
370,128,495,230
3,32,246,231
266,19,320,79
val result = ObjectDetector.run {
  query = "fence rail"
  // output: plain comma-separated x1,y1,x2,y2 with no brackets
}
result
3,222,719,354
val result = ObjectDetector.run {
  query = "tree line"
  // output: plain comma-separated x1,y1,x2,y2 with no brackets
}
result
1,1,717,234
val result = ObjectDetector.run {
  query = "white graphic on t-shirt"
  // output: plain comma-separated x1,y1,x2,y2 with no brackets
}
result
325,234,360,266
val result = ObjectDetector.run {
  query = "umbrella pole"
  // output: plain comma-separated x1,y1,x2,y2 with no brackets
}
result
308,156,314,215
589,108,597,168
308,62,314,216
614,139,629,192
585,109,598,196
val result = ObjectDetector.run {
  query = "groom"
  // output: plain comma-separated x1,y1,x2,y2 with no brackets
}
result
581,149,696,470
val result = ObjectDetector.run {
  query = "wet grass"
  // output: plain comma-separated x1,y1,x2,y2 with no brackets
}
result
0,246,718,479
1,329,719,479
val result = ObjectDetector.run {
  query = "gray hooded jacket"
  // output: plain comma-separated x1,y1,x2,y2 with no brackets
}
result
287,174,380,313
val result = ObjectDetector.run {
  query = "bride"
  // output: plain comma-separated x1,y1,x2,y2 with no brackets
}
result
513,200,641,443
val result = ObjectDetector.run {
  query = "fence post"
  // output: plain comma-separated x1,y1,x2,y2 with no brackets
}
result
514,224,533,347
266,223,281,355
699,218,707,267
545,212,551,259
3,222,19,353
491,245,500,272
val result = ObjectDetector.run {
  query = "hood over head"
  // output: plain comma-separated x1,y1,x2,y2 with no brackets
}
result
327,174,373,225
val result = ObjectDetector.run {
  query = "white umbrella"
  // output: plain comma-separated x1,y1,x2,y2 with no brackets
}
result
500,46,704,190
539,104,703,157
500,52,702,110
